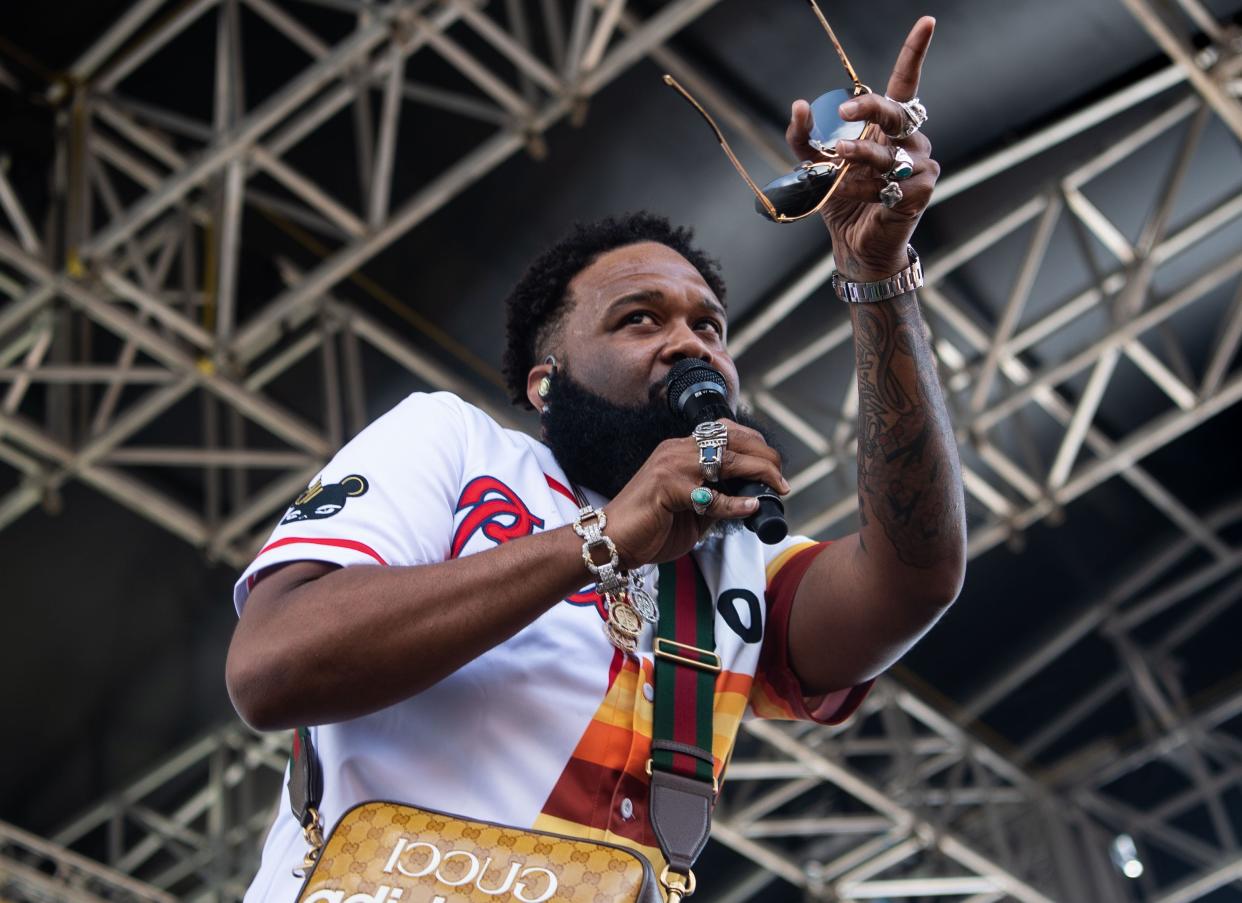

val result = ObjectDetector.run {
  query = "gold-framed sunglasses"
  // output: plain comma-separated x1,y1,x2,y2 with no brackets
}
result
663,0,877,223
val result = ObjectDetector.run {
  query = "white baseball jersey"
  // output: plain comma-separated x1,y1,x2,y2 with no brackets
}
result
233,392,871,901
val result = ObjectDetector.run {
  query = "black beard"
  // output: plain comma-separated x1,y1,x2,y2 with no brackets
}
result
541,368,780,518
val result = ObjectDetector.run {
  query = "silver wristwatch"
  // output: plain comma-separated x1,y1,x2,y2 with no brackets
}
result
831,245,923,303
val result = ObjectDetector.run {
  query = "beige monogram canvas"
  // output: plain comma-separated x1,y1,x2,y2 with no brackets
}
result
296,802,651,903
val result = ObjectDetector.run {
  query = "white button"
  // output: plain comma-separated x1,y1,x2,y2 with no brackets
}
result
620,798,634,820
643,683,655,702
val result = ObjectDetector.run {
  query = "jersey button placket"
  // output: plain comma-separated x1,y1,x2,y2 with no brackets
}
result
606,657,649,836
600,653,640,837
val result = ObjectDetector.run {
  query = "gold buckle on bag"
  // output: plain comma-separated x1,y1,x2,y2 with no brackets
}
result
292,807,324,878
653,638,721,674
660,865,697,902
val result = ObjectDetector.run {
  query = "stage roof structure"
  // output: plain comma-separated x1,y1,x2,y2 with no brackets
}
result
2,0,1242,900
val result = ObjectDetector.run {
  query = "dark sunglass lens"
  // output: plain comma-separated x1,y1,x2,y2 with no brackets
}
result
808,89,867,153
756,164,839,220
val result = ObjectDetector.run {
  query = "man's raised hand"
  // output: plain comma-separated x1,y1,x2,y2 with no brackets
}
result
786,16,940,281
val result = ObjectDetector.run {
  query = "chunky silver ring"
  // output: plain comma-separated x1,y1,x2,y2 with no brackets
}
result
690,486,715,516
879,180,904,209
692,420,728,442
884,95,928,140
885,147,915,182
693,420,728,482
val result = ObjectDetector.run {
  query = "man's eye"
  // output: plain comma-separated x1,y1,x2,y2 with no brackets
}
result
624,312,654,326
697,319,724,335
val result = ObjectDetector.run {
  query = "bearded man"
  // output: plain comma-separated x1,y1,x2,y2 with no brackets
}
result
226,17,964,902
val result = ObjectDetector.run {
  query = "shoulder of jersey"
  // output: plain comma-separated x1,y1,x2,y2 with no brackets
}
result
404,390,538,446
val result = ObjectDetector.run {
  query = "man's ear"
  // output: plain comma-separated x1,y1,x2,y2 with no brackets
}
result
525,358,556,411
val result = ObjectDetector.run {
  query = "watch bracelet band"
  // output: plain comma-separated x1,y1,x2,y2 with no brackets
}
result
831,245,923,303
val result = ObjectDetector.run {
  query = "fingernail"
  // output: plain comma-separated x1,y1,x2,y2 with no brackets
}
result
839,100,860,118
836,140,854,154
780,478,791,493
746,498,760,511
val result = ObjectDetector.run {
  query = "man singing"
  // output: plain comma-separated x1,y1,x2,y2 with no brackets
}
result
226,16,964,901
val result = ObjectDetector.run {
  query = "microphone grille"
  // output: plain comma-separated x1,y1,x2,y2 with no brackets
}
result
665,359,728,417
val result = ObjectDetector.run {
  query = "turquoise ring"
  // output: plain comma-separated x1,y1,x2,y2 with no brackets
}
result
690,486,715,515
885,147,915,182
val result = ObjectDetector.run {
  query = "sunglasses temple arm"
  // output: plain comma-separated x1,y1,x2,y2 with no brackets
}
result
804,0,863,89
662,75,781,221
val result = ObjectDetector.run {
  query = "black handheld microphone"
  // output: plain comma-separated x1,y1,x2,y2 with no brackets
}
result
665,359,788,544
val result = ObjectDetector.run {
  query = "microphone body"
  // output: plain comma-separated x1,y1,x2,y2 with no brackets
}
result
666,360,788,544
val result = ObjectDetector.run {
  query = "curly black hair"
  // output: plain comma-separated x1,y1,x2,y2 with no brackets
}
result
501,212,727,408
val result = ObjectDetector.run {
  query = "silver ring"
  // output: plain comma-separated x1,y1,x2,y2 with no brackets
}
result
690,486,715,516
885,147,915,182
884,95,928,140
879,181,904,209
692,420,728,441
693,420,728,483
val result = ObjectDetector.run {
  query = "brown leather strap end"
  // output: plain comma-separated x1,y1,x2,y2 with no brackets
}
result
648,769,715,874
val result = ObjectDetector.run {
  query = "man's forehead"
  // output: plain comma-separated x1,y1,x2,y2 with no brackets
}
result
570,241,719,303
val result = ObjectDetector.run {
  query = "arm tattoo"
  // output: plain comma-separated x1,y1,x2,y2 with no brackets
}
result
853,294,961,569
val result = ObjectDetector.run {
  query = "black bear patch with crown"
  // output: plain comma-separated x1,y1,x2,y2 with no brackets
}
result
280,475,369,524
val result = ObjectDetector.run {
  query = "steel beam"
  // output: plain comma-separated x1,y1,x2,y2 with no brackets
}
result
0,818,175,903
1121,0,1242,141
743,719,1060,903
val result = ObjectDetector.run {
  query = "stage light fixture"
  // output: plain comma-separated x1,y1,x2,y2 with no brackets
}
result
1109,833,1144,879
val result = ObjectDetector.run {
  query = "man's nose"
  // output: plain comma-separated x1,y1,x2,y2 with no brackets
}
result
662,321,715,364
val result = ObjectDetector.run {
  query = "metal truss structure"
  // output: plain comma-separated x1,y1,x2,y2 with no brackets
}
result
737,49,1242,564
0,0,723,568
713,499,1242,903
3,0,1242,901
0,819,176,902
712,0,1242,895
6,726,291,902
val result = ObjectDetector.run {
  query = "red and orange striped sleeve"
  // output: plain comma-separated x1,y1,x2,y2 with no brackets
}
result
749,540,874,724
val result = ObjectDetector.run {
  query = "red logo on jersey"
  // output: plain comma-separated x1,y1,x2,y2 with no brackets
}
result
566,588,608,620
451,476,546,559
451,475,608,621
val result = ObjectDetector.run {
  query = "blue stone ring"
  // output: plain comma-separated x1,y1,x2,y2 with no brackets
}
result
692,420,729,482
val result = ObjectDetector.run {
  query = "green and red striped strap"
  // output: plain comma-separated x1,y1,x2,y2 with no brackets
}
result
652,554,719,785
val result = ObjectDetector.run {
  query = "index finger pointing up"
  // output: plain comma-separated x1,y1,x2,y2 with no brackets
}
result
885,16,936,103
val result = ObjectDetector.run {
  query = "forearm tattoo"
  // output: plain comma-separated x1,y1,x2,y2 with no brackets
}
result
853,294,961,569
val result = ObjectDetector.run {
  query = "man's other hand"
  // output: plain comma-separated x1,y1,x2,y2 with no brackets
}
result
603,419,789,568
